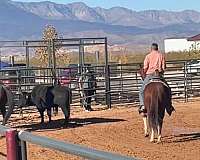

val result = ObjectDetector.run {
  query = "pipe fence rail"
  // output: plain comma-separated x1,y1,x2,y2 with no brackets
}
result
0,125,136,160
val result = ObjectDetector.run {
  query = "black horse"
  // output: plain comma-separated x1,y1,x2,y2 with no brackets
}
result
19,84,71,125
0,84,14,125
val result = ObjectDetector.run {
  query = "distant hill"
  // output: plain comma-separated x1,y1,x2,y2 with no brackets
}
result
1,0,200,51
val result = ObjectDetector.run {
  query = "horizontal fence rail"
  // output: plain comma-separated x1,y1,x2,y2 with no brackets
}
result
0,125,137,160
18,130,136,160
0,125,11,136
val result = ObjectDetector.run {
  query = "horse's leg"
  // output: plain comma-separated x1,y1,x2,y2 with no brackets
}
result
36,102,45,124
143,116,149,137
53,106,58,116
18,93,25,118
157,120,163,143
47,107,52,123
0,105,6,118
61,104,70,125
157,126,161,143
19,107,23,117
150,128,155,142
38,109,45,124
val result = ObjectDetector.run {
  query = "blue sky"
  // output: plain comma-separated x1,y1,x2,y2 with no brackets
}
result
12,0,200,11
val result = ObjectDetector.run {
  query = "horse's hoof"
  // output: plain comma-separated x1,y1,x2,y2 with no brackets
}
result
53,112,58,116
150,139,155,143
62,123,69,128
156,140,162,144
0,135,5,139
144,134,149,137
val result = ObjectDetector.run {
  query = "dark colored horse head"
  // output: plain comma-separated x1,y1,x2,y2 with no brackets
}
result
144,81,172,143
0,85,14,125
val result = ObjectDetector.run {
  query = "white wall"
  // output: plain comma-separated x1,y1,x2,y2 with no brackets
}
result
164,38,194,53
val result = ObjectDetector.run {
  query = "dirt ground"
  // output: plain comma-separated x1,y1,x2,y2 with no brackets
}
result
0,100,200,160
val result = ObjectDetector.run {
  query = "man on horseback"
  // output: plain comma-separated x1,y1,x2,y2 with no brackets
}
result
138,43,175,115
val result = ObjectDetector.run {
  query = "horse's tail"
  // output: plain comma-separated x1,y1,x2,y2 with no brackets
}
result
147,93,159,134
2,86,15,125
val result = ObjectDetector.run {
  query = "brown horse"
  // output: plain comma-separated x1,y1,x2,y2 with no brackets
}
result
138,66,174,143
144,82,171,143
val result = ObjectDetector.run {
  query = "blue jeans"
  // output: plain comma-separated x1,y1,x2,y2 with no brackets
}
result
139,75,155,106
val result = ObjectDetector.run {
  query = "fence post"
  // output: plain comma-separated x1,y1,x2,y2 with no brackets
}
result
183,61,188,102
105,64,111,108
104,37,111,109
6,129,18,160
20,140,27,160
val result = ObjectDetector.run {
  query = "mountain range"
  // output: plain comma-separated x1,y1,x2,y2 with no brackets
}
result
1,0,200,51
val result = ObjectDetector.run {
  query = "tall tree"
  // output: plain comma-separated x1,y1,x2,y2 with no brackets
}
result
34,25,71,67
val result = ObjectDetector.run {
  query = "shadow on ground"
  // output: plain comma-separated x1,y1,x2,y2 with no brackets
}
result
13,117,126,132
164,132,200,143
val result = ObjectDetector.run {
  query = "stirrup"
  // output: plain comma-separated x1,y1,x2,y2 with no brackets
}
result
138,105,145,113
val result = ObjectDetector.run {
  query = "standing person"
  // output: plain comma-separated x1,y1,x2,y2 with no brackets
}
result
79,69,94,112
138,43,175,115
78,72,84,108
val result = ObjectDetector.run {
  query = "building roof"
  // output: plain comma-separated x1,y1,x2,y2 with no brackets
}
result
165,37,188,40
187,34,200,41
165,33,200,41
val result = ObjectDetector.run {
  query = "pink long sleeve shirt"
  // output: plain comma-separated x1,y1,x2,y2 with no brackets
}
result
143,50,166,75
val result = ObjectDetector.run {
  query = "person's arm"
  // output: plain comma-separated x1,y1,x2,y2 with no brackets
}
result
143,55,149,74
162,54,166,72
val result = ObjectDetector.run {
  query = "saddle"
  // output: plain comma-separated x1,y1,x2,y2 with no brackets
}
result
145,70,169,89
146,78,169,88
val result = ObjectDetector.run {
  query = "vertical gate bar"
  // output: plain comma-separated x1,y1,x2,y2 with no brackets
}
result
25,41,29,68
78,39,82,74
52,40,56,70
120,64,123,103
47,40,52,68
79,39,84,74
25,41,29,90
20,140,27,160
185,61,188,102
189,61,193,96
52,40,57,84
104,37,111,108
183,61,188,102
